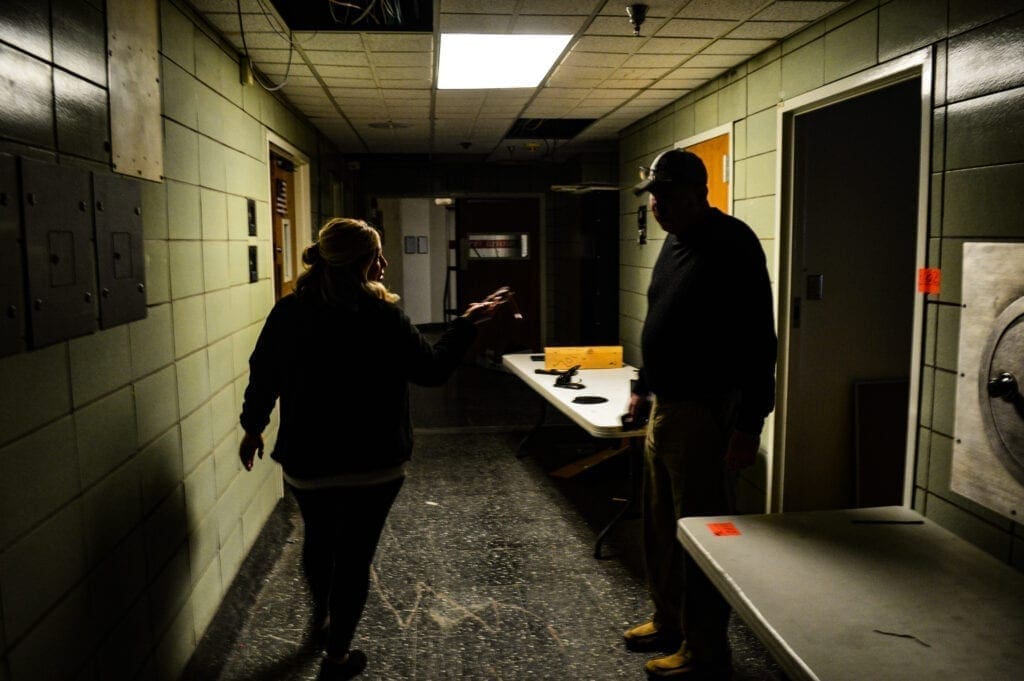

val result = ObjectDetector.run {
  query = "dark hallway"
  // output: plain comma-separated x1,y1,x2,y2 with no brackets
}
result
182,358,786,680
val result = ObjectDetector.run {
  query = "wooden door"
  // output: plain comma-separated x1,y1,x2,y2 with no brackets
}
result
270,153,297,299
685,133,730,214
456,197,540,354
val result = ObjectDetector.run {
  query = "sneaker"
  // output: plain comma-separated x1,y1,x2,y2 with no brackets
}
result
317,650,367,680
624,620,684,652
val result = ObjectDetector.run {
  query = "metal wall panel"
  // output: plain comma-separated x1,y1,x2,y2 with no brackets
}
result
0,153,25,356
20,158,97,347
107,0,162,180
93,172,146,328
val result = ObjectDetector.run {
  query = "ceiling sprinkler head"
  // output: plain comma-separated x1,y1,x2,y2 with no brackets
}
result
626,3,648,37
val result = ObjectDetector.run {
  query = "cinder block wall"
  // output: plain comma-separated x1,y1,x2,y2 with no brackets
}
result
0,1,333,678
617,0,1024,568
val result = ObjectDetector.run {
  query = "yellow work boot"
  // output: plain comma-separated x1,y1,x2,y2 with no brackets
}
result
623,620,683,652
644,643,698,678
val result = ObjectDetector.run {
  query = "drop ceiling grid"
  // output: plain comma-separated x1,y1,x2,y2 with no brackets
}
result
186,0,851,154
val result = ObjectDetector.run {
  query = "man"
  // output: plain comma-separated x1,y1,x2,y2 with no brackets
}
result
624,149,777,679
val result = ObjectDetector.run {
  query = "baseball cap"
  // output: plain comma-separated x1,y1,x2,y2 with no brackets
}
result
632,149,708,196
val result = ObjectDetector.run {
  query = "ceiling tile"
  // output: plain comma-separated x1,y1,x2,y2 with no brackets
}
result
637,36,710,53
584,88,639,101
440,0,517,13
657,19,737,37
703,38,775,54
382,89,432,101
304,50,369,66
363,33,432,52
536,87,591,99
386,106,431,117
550,65,614,81
611,67,671,79
623,53,683,67
374,66,432,81
677,0,766,20
573,35,642,52
314,64,374,79
547,75,604,88
280,85,325,97
439,13,513,32
753,2,846,22
277,75,319,87
378,79,432,89
520,0,600,14
260,62,312,77
291,32,365,51
320,77,378,88
727,20,807,39
683,53,748,68
572,105,619,116
667,65,728,79
652,78,704,89
562,51,629,68
371,52,433,67
511,16,588,33
329,87,383,100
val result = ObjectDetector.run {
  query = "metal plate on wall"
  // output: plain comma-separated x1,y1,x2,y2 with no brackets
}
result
93,172,146,328
107,0,162,180
952,243,1024,521
0,153,24,356
20,157,97,347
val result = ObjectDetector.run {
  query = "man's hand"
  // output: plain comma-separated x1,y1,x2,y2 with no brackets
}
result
623,392,652,428
725,430,759,472
239,431,264,471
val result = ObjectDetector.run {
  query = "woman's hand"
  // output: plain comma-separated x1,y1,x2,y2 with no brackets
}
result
239,431,264,471
461,286,514,324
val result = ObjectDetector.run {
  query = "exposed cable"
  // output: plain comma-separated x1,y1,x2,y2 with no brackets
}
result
237,0,294,91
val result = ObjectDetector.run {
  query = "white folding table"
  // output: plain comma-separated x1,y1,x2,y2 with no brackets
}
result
677,505,1024,681
502,352,645,556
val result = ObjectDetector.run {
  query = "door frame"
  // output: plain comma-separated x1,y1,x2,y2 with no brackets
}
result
265,130,312,298
674,122,734,214
770,47,933,512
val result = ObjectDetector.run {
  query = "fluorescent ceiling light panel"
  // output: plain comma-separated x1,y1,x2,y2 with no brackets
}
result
438,34,572,89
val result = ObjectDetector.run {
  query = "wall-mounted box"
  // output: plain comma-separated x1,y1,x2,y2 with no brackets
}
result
0,153,24,356
93,172,146,328
20,158,97,347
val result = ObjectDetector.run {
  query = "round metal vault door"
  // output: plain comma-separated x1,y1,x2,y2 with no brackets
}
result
980,296,1024,486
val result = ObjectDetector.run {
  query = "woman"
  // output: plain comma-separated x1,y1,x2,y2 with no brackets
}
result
238,217,505,680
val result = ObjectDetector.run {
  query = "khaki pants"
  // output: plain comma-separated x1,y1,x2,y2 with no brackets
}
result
642,398,735,664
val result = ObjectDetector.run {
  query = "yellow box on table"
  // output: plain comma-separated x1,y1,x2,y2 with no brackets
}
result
544,346,623,371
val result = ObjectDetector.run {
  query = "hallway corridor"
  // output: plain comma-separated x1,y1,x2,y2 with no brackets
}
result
183,361,786,680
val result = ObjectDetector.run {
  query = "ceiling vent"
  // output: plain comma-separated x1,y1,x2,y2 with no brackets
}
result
268,0,433,32
505,118,596,140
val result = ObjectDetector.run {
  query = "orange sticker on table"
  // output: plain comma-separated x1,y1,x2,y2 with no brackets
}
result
707,522,741,536
917,267,941,294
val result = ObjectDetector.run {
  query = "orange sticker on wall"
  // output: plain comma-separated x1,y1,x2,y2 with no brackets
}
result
707,522,741,536
917,268,941,294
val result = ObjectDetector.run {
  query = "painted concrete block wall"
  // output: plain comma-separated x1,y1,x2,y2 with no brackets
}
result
0,0,334,678
617,0,1024,567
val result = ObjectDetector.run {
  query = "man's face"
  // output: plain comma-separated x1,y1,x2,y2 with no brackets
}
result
648,182,703,235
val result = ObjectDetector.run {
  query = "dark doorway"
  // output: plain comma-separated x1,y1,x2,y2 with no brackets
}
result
782,77,921,511
456,197,541,355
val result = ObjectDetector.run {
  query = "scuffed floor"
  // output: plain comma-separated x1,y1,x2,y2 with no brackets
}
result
183,360,787,680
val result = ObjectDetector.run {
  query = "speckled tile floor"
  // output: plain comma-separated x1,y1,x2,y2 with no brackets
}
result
184,360,788,681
